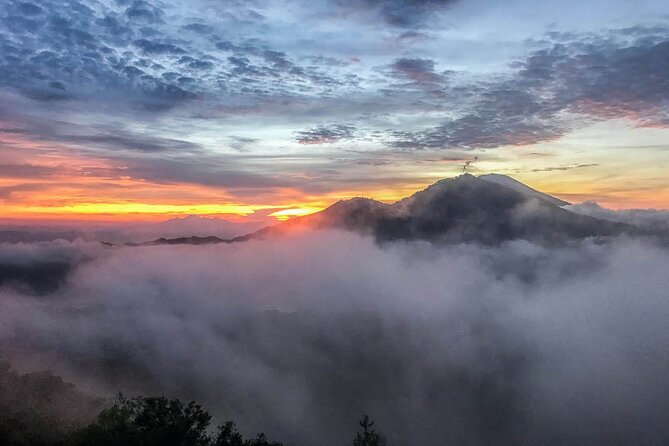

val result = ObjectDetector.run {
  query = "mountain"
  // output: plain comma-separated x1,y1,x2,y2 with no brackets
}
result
142,174,633,246
109,215,265,243
356,174,627,244
479,173,570,207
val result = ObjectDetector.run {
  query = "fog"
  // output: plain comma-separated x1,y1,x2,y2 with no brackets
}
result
0,215,265,244
566,201,669,232
1,231,669,445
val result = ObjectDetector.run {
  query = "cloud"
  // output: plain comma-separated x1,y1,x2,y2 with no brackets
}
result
0,113,203,154
334,0,460,28
384,57,448,89
389,27,669,150
125,0,165,23
566,201,669,232
0,183,51,201
134,39,187,55
295,124,357,144
1,232,669,444
0,0,348,118
0,164,57,179
1,1,668,197
228,136,261,152
0,239,96,294
181,23,213,34
531,163,599,172
52,131,203,153
17,2,42,16
519,29,669,128
0,0,200,111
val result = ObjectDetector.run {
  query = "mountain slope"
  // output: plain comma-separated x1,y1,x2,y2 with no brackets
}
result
376,173,625,244
479,173,570,206
143,174,633,246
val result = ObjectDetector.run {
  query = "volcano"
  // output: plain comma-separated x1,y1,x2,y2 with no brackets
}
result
146,174,632,246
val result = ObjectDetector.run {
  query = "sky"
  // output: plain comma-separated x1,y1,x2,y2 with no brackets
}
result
1,0,669,222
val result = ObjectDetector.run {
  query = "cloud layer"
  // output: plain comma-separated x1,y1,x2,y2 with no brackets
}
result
2,231,669,444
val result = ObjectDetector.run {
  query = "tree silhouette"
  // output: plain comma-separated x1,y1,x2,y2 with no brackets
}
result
66,394,212,446
214,421,282,446
214,421,244,446
65,394,283,446
353,415,381,446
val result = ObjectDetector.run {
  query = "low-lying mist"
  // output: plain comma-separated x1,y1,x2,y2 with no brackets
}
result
1,231,669,445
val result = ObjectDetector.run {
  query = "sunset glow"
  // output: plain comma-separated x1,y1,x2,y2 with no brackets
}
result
2,2,669,445
0,0,667,224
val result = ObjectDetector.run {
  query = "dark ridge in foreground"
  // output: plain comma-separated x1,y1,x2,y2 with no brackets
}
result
137,174,636,247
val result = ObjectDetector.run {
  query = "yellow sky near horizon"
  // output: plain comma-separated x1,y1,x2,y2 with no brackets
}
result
2,120,668,223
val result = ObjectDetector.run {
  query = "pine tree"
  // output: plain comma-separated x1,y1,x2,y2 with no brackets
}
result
353,415,381,446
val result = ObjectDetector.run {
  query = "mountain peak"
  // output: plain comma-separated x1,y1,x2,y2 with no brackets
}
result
433,172,477,185
478,173,570,207
142,173,630,246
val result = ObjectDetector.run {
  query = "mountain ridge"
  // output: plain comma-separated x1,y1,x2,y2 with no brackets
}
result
479,173,571,207
132,174,638,246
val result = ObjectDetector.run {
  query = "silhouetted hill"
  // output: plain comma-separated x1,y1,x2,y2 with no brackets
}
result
143,174,633,246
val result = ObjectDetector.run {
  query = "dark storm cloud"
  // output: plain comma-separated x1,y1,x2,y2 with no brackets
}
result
334,0,460,28
295,124,357,144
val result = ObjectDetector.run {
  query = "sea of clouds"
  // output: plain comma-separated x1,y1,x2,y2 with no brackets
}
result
1,229,669,445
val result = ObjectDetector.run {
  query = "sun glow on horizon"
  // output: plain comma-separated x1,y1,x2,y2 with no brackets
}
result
269,207,323,221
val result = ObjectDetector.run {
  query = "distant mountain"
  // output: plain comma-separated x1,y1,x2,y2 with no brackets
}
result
143,174,634,246
115,215,264,243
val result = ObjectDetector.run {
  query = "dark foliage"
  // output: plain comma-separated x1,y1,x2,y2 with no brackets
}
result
1,362,384,445
66,394,283,446
214,421,282,446
0,360,102,446
66,395,212,446
353,415,383,446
